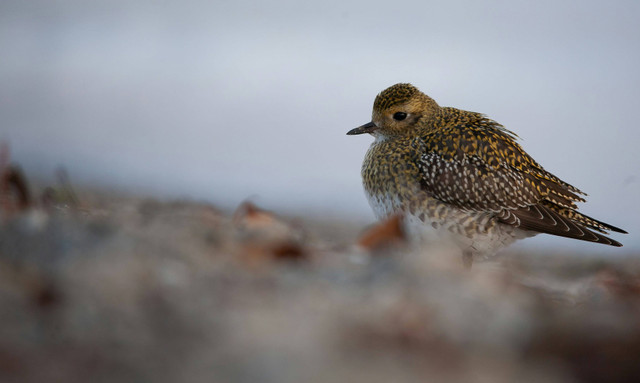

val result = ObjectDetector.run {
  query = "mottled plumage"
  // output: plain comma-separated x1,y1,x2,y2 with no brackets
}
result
348,83,626,265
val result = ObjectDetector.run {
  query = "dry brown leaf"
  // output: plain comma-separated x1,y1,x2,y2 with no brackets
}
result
357,214,406,252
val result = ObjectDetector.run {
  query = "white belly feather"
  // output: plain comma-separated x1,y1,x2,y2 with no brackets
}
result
365,188,534,259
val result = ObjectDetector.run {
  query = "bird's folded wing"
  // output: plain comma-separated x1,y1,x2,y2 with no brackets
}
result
414,112,624,238
414,113,585,212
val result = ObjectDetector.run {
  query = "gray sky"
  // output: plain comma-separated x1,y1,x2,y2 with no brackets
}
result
1,0,638,252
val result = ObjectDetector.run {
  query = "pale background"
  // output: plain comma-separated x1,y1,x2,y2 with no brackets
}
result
1,0,638,252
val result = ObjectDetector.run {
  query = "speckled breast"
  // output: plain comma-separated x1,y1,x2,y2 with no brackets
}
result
361,136,425,218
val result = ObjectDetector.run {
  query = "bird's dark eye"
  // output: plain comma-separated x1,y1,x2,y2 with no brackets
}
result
393,112,407,121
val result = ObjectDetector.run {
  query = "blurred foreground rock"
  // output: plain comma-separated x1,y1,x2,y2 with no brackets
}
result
0,189,639,383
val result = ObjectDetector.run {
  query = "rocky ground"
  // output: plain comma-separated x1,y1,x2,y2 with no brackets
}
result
0,161,639,383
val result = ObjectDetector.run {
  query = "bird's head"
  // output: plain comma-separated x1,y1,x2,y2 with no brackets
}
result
347,83,440,138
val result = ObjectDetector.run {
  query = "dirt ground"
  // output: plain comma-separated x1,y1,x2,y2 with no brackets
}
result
0,177,639,383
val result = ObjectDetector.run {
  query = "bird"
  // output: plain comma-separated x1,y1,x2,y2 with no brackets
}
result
347,83,627,267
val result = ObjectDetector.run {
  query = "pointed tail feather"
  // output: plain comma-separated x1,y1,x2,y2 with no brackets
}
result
499,204,623,247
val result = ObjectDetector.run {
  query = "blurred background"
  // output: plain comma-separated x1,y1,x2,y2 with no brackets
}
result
1,0,638,252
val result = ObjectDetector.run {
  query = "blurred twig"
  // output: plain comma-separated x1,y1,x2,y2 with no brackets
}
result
55,167,80,208
0,142,32,214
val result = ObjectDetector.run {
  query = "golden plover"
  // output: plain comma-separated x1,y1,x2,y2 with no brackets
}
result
347,83,626,266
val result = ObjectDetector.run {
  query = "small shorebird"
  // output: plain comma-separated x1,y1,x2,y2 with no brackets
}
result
348,83,626,266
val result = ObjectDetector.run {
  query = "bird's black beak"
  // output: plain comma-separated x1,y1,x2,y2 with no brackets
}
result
347,121,377,135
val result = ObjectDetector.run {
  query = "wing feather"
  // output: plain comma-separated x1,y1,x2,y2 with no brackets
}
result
416,108,625,245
